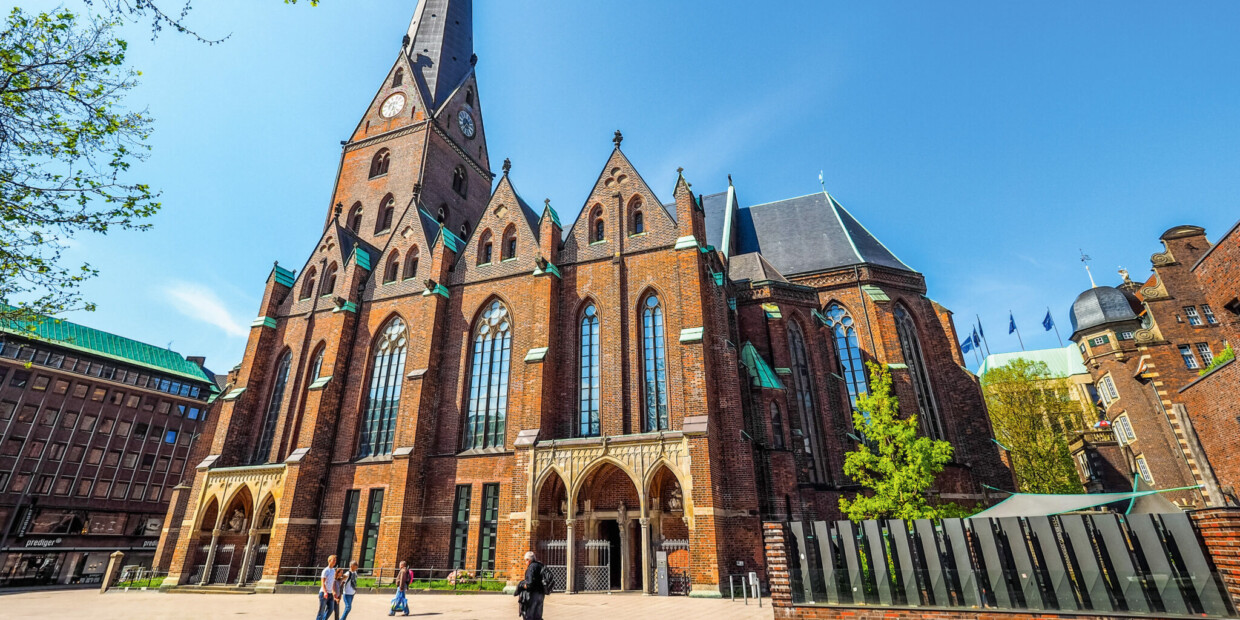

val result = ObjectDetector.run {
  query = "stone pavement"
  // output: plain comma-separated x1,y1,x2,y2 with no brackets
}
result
1,589,774,619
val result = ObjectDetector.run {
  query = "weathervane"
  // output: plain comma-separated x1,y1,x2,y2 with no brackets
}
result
1080,250,1097,288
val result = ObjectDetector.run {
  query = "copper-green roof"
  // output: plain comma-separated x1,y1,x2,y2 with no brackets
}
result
740,342,785,390
977,344,1088,380
1,313,214,385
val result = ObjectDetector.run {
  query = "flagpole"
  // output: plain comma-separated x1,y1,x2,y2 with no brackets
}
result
1011,310,1026,351
975,315,992,356
1048,306,1064,347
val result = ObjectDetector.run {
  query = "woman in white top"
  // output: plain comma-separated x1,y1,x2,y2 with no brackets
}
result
339,561,358,620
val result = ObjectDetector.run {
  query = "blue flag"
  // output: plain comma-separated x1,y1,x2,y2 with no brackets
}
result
1008,312,1017,334
977,319,985,340
1043,310,1055,331
972,328,981,348
961,337,974,354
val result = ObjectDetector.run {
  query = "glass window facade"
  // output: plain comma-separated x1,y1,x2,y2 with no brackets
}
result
464,301,511,450
579,305,600,437
359,319,408,457
252,351,292,464
642,296,669,432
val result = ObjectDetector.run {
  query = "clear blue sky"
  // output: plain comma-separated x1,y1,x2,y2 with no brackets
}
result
11,0,1240,373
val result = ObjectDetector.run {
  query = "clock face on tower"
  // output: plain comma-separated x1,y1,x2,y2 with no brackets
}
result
458,109,476,139
380,94,406,118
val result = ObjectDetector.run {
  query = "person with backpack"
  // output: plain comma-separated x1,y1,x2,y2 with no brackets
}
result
515,551,548,620
389,560,411,616
339,562,358,620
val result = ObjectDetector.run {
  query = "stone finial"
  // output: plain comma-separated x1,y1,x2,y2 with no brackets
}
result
470,53,478,66
503,158,512,175
613,130,623,148
728,174,734,186
412,182,422,200
544,198,551,208
333,202,343,219
402,34,410,48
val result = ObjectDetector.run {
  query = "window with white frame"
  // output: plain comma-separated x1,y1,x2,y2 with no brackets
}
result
1099,375,1119,406
1197,343,1214,366
1118,415,1136,443
1090,335,1109,347
1135,455,1154,484
1180,345,1200,369
1202,304,1218,325
1076,452,1092,479
1113,424,1126,445
1184,306,1202,326
1119,331,1134,341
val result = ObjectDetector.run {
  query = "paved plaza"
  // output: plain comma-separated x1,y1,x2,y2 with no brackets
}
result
2,589,774,620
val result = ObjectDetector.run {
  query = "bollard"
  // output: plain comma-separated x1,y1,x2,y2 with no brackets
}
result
100,551,126,593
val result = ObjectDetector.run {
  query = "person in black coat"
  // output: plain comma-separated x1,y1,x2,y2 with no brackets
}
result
516,551,546,620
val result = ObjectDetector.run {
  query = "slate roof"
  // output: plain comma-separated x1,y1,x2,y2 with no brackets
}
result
1069,286,1141,338
728,252,788,284
702,190,913,278
405,0,474,111
0,312,215,385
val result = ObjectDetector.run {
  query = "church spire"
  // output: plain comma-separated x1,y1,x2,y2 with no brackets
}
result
404,0,475,111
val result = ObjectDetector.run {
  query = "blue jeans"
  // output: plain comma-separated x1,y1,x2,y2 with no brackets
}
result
339,594,354,620
316,592,336,620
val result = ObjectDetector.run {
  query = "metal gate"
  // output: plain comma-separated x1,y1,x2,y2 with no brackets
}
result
250,543,268,582
539,540,566,593
209,544,234,584
577,539,611,592
661,539,691,595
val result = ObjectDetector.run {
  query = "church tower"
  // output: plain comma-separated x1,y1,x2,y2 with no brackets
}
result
329,0,491,245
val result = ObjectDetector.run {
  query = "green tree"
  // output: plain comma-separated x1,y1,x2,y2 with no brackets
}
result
839,362,962,521
1,1,316,326
980,358,1084,494
0,8,158,325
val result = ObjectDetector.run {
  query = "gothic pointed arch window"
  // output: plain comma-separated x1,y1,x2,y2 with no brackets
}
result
358,318,407,457
893,304,945,440
824,303,868,414
787,320,827,483
347,203,364,233
769,401,785,449
501,225,517,260
460,221,470,239
477,229,493,265
629,197,644,235
321,262,338,297
641,294,669,432
591,206,605,243
392,68,403,88
376,195,396,233
452,166,468,198
370,149,391,179
310,345,325,380
300,267,317,301
403,246,419,280
252,350,292,464
465,88,474,107
437,204,448,224
579,304,600,437
464,300,512,450
383,251,400,284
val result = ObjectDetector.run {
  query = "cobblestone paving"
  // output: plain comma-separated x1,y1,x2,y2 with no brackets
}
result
3,589,774,620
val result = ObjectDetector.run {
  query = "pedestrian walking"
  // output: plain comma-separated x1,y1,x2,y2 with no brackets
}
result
515,551,548,620
333,568,345,620
339,562,358,620
389,560,411,616
315,555,338,620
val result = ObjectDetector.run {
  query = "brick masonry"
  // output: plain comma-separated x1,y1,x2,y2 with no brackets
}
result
1069,224,1239,508
161,4,1014,594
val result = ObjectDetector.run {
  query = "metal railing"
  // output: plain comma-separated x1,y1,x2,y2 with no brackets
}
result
276,566,507,592
785,513,1234,617
728,573,763,607
113,568,168,591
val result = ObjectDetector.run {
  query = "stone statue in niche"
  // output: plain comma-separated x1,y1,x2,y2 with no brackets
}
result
667,487,683,513
559,499,567,516
618,501,628,524
227,509,246,534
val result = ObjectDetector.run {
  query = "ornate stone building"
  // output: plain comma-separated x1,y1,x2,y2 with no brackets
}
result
1068,224,1239,508
159,0,1012,594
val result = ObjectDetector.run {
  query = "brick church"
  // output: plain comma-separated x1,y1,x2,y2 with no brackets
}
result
159,0,1012,595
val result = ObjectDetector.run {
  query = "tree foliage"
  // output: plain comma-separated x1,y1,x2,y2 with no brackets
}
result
1,1,318,326
981,358,1084,495
839,362,962,521
0,7,158,325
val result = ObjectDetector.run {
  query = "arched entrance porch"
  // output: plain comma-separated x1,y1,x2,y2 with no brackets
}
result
570,460,642,592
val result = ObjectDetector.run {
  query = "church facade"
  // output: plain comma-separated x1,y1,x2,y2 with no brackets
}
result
160,0,1012,595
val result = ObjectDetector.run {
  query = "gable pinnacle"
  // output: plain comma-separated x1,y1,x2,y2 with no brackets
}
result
613,130,623,148
502,158,512,176
333,202,343,220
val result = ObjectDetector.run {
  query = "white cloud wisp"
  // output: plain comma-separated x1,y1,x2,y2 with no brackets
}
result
164,281,248,338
